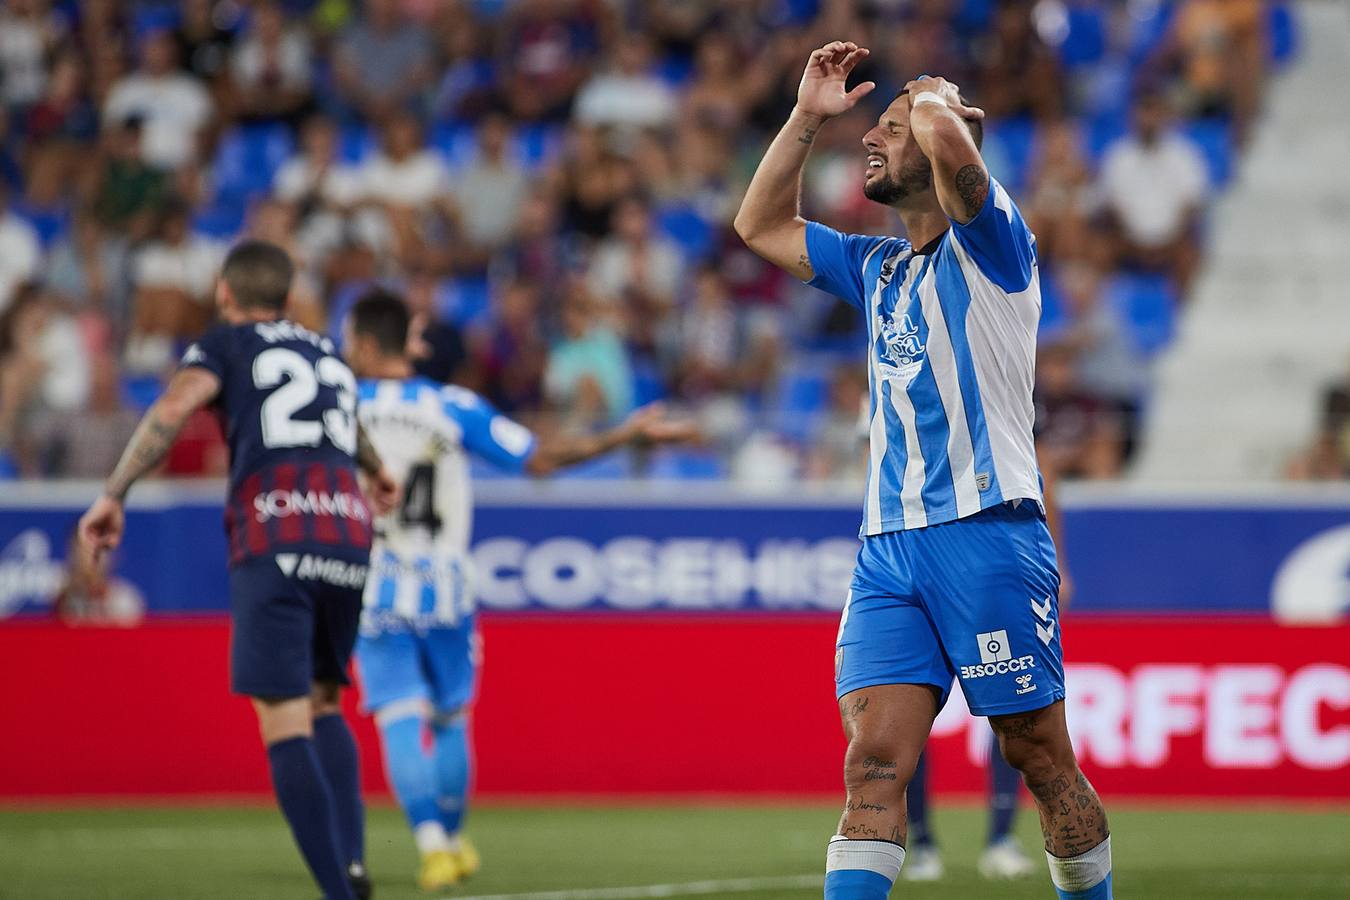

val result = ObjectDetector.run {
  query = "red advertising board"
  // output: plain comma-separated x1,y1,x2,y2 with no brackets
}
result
0,615,1345,799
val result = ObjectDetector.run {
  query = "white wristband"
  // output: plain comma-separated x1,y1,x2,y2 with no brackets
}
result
912,91,947,110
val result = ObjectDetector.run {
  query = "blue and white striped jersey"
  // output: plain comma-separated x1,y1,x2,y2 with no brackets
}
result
805,175,1044,536
356,376,536,632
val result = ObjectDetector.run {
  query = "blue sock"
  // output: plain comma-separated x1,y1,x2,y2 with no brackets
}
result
824,836,904,899
267,737,356,900
1048,837,1113,899
988,732,1021,844
313,713,365,867
906,750,932,847
432,714,471,835
378,714,443,830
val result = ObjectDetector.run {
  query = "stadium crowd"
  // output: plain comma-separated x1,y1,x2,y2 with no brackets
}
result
0,0,1308,483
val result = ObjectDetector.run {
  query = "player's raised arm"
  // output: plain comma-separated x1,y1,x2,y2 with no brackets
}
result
901,76,988,224
525,403,698,477
79,367,221,557
733,41,875,280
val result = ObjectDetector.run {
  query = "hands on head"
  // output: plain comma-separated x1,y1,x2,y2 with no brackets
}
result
796,41,875,119
902,75,985,122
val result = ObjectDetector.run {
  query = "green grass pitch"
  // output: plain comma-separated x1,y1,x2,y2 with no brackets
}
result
2,802,1347,899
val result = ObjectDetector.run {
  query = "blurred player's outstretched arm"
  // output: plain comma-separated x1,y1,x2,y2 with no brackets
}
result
734,40,875,278
901,76,987,224
79,368,221,557
526,402,699,477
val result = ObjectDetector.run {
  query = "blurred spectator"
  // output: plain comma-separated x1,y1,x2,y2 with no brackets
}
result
406,270,468,385
680,33,752,130
43,208,132,327
573,33,677,131
0,185,41,312
125,200,222,373
229,1,315,126
85,118,172,241
1096,89,1209,294
428,12,498,123
0,286,91,469
356,112,454,266
501,0,605,122
804,364,868,484
1153,0,1265,140
53,530,145,625
175,0,238,85
1022,119,1094,264
972,0,1064,120
273,115,363,267
103,29,214,171
587,196,684,345
1034,342,1125,480
0,0,66,114
28,350,136,478
449,113,528,265
554,124,638,241
1287,367,1350,481
493,193,571,299
22,50,98,207
545,279,634,426
666,266,739,402
332,0,435,121
469,278,548,413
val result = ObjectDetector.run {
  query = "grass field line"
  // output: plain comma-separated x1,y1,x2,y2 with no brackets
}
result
447,874,824,900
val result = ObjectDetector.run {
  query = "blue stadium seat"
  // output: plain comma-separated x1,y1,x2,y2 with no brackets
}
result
13,203,70,247
1103,271,1178,356
631,358,666,406
443,275,491,326
1127,0,1177,66
982,117,1036,191
513,123,565,168
1181,119,1235,186
430,122,478,169
193,198,248,239
339,124,375,163
644,448,726,481
213,124,294,200
1084,112,1129,167
1058,6,1109,69
1268,3,1298,65
655,204,714,263
771,359,832,442
120,375,164,412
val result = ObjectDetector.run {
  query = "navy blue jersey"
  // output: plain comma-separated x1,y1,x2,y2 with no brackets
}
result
180,319,373,566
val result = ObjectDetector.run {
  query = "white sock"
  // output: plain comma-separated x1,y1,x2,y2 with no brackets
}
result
826,835,906,881
1046,836,1112,892
413,820,453,855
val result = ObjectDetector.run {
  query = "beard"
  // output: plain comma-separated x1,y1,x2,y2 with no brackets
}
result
863,158,933,205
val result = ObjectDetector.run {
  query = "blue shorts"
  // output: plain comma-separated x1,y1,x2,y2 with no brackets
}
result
835,502,1065,717
229,553,367,698
355,617,480,715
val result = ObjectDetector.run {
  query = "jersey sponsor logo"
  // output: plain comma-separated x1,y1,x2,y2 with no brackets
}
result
874,308,925,382
275,553,368,588
960,655,1037,680
253,489,369,523
978,629,1012,664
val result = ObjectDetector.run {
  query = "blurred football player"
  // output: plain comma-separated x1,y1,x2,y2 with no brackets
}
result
343,289,694,891
736,41,1112,900
79,241,398,900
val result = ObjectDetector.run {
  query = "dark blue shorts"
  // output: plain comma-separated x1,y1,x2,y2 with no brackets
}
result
835,501,1064,717
229,552,369,699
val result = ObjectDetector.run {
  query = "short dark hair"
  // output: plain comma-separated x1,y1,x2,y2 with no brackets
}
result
350,288,410,356
896,89,984,150
221,240,293,311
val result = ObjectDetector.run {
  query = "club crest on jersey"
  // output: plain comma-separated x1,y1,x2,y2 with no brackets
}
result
874,308,926,382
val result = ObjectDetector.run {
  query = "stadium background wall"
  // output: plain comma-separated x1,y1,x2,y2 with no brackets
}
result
1,483,1347,800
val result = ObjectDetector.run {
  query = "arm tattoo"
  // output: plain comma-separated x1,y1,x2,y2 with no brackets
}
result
798,253,814,278
797,124,818,145
355,422,384,476
954,164,988,219
105,415,182,501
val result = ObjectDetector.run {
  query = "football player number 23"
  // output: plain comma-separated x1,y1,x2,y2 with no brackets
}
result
253,347,358,455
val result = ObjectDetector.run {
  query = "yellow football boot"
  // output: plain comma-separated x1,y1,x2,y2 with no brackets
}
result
452,836,481,879
417,849,462,892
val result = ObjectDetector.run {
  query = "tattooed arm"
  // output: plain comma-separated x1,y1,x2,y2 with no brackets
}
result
80,368,221,557
902,76,988,224
734,40,874,279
